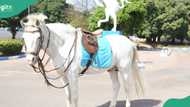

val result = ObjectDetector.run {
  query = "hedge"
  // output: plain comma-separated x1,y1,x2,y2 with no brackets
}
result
0,39,23,56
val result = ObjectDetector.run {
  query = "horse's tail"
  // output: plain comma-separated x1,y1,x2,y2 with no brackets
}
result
131,46,144,96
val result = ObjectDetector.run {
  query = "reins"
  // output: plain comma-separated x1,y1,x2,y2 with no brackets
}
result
26,26,78,89
24,25,94,89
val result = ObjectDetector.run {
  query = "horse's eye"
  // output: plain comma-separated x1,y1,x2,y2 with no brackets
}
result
22,18,28,23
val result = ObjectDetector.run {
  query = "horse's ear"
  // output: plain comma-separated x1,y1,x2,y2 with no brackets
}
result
37,13,48,22
36,20,40,26
35,13,47,28
36,20,45,29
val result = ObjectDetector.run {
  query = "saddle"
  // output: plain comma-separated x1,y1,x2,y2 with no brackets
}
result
82,30,99,54
80,29,114,74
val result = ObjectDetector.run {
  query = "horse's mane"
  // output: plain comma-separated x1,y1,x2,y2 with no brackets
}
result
46,23,76,47
25,13,76,34
24,13,77,47
46,23,76,35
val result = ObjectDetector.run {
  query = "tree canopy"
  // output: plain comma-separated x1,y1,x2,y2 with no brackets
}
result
139,0,190,43
88,0,190,44
1,0,190,44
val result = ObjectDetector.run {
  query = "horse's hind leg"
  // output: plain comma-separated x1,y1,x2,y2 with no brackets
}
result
109,70,120,107
119,60,132,107
120,69,131,107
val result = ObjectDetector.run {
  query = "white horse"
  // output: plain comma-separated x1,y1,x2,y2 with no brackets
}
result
94,0,131,31
21,13,143,107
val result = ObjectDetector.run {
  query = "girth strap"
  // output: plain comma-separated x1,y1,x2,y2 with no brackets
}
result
80,30,99,75
80,53,94,75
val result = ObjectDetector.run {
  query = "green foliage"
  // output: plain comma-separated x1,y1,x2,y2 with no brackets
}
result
1,0,189,44
88,1,146,33
139,0,190,43
0,39,23,56
88,7,111,31
118,0,146,35
32,0,91,29
0,20,8,27
31,0,68,23
88,0,190,44
64,8,89,29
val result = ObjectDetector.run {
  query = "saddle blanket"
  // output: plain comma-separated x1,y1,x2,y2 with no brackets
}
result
81,31,121,69
102,31,122,37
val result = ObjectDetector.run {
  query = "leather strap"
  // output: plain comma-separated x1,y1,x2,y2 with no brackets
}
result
80,53,94,75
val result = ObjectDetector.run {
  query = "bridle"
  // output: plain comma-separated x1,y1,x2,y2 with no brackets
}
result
23,24,78,89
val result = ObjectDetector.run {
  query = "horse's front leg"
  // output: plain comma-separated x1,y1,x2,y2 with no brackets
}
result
109,70,120,107
68,69,79,107
61,75,71,107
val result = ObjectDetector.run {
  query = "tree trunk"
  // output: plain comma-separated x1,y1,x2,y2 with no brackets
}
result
171,38,175,44
10,26,16,39
180,37,184,44
157,36,161,43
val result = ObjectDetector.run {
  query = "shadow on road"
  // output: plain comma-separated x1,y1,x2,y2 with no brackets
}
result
97,99,161,107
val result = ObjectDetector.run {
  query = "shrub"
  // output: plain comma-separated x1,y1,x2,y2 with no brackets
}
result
0,39,23,56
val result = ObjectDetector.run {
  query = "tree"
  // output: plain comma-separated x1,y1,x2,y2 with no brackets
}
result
31,0,90,28
139,0,190,44
0,0,69,39
31,0,69,23
160,0,190,43
118,0,146,35
138,0,164,43
88,7,111,31
88,0,146,35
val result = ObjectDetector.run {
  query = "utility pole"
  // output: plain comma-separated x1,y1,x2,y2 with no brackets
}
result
28,5,30,14
86,0,88,12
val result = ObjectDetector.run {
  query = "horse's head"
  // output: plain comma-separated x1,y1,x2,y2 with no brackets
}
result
21,13,48,65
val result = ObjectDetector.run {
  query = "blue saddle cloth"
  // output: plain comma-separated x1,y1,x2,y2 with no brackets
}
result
102,31,122,37
81,31,121,68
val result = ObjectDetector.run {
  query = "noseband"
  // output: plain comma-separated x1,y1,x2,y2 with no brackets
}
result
23,26,51,60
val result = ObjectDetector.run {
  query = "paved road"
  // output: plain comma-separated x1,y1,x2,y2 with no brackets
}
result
0,51,190,107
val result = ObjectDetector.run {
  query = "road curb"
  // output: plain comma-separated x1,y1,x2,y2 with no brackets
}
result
169,47,190,53
0,53,26,61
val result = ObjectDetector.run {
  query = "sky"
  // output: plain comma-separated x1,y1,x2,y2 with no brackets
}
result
66,0,97,11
